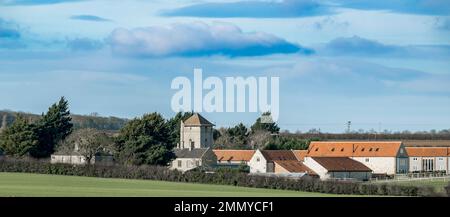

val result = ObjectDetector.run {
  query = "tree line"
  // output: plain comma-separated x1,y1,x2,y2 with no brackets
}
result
0,110,128,131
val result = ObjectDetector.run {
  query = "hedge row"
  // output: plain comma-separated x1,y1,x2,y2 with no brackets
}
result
0,158,443,197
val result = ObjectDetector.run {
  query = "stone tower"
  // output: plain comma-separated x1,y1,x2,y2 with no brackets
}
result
178,113,214,150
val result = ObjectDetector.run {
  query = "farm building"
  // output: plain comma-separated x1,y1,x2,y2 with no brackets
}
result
51,154,113,165
306,141,409,175
248,150,315,175
406,147,450,173
170,148,217,172
213,150,255,167
303,157,372,181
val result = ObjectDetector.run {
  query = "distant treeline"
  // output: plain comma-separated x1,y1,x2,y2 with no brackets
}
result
280,131,450,141
0,110,127,131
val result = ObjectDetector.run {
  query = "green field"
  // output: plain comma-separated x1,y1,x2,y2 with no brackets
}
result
0,172,348,197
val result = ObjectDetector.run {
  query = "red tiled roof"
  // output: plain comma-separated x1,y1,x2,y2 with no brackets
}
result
292,150,307,161
307,141,402,157
213,150,255,162
312,157,372,172
405,147,450,157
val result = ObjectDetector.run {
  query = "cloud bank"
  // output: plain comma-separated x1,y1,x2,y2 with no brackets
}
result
163,0,450,18
320,35,450,59
332,0,450,15
106,22,313,57
0,18,26,49
70,15,111,22
162,0,332,18
0,0,84,5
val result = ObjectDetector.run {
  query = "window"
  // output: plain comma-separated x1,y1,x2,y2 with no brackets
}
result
341,148,344,152
361,148,365,151
195,160,200,166
439,157,444,161
331,148,335,152
369,148,373,151
413,157,418,161
315,148,319,151
365,158,369,162
256,157,260,162
177,160,182,167
375,148,380,151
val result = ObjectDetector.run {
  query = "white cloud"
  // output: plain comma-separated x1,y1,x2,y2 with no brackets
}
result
106,21,311,57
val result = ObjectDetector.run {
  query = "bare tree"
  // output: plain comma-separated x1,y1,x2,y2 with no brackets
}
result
57,128,114,163
249,130,272,149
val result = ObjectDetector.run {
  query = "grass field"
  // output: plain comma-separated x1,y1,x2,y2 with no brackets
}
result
0,172,350,197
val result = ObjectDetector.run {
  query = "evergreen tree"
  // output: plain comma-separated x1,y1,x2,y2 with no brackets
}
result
166,111,194,147
31,97,73,158
227,123,249,149
115,112,174,165
0,115,38,157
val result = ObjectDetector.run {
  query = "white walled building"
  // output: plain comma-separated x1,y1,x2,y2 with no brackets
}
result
303,157,372,181
213,150,255,167
248,150,314,175
306,141,409,175
406,147,450,173
51,154,113,165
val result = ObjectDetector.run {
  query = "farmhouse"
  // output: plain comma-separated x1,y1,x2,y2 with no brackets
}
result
50,136,114,166
171,113,217,172
248,150,314,175
406,147,450,173
303,157,372,181
213,149,255,167
306,141,409,175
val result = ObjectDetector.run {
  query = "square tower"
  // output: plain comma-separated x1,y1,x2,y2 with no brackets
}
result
179,113,215,150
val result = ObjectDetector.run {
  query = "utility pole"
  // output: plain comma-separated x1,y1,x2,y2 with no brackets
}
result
346,121,351,133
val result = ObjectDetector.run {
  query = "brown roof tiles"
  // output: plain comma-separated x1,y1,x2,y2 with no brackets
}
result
274,160,316,174
261,150,297,161
183,113,214,126
312,157,372,172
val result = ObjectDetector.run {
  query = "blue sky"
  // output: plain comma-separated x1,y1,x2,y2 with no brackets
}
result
0,0,449,133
